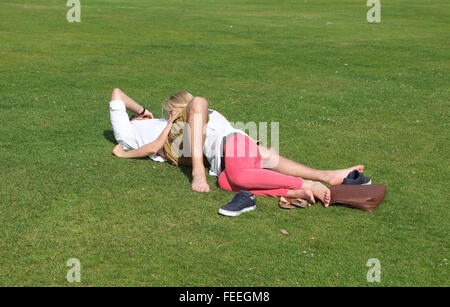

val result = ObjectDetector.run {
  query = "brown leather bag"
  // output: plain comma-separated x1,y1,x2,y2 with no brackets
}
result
330,184,386,212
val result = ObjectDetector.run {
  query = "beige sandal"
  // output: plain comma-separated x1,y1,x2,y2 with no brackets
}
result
285,197,312,208
279,197,312,209
279,197,296,209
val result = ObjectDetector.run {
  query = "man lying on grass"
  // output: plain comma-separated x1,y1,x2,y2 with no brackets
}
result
110,88,365,207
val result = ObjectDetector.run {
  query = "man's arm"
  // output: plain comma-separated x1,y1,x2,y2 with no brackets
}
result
112,110,179,159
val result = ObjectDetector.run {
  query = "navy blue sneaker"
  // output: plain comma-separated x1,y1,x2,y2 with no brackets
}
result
343,170,371,185
218,190,256,217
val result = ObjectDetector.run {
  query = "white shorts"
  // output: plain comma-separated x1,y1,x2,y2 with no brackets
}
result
109,100,139,150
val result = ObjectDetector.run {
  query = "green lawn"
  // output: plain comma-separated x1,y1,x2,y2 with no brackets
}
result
0,0,448,286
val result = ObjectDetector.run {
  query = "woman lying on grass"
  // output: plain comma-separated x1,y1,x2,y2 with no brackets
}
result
110,88,365,207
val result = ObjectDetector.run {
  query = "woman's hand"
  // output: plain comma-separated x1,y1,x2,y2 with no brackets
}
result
112,144,126,158
168,109,181,123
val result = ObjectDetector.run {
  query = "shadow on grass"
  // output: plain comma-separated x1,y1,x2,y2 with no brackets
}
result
178,165,193,183
103,130,116,144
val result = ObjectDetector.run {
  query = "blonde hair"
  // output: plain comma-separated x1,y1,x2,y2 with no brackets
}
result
163,91,194,111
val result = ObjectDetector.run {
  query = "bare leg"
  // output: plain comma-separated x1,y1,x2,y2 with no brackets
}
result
111,88,153,119
260,146,364,185
187,97,210,192
111,88,145,114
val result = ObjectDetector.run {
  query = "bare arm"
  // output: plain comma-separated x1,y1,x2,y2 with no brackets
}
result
112,110,180,159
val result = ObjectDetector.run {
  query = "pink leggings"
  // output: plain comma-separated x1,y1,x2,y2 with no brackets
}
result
218,134,303,197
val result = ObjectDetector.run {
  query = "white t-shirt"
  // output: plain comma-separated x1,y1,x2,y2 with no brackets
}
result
203,110,247,176
131,118,169,162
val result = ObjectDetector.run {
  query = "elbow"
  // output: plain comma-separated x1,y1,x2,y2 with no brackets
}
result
146,143,161,156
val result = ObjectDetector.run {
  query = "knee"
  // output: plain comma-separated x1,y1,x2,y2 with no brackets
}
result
190,96,208,112
225,168,246,188
259,146,277,160
111,88,122,101
260,147,280,168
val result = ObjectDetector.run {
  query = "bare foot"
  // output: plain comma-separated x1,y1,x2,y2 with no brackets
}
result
326,165,364,186
287,189,315,204
191,174,210,193
302,180,331,207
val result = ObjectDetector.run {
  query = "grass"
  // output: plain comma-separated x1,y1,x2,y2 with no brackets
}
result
0,0,448,286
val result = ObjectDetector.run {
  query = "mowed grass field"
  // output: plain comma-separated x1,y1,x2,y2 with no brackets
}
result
0,0,448,286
